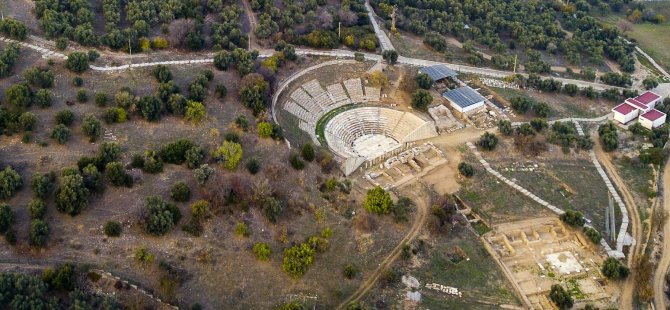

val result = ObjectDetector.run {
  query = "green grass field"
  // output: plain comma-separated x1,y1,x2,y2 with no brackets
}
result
495,159,611,233
628,22,670,73
599,4,670,72
415,229,520,309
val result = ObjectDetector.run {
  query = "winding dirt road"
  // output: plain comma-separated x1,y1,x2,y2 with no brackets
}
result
336,187,429,309
594,138,642,309
653,160,670,309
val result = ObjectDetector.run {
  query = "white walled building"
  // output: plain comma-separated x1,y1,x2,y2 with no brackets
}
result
611,91,666,129
639,109,667,129
442,87,486,113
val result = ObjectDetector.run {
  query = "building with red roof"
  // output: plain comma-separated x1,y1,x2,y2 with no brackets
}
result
639,109,667,129
635,91,661,108
612,91,666,128
612,102,639,124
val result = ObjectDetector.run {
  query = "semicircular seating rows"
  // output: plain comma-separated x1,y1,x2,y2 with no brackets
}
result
283,78,381,144
324,107,437,160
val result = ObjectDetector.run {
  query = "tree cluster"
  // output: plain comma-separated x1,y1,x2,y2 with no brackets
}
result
0,19,29,40
598,122,619,152
143,195,181,236
282,234,331,278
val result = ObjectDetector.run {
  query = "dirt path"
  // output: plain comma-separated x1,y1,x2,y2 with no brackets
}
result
336,186,429,309
241,0,260,50
594,139,642,309
653,160,670,309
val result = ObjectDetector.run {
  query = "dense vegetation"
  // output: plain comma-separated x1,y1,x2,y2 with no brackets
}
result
371,0,638,72
31,0,375,52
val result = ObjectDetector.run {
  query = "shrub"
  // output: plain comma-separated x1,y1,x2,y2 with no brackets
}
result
152,65,173,83
185,100,206,124
29,219,49,247
252,242,271,261
343,264,359,279
55,171,90,216
262,197,283,223
98,142,121,166
143,196,180,236
81,115,102,142
215,84,227,98
382,50,398,64
105,162,133,187
136,96,162,121
549,284,573,310
246,157,261,174
31,172,54,199
51,124,71,144
498,120,513,136
289,153,305,170
42,263,75,291
131,153,145,168
24,67,54,88
411,89,432,111
193,164,214,185
530,118,548,132
72,76,83,87
510,97,532,113
224,132,240,143
87,50,99,62
478,132,498,151
458,162,474,177
27,198,46,220
66,52,89,73
158,139,194,164
211,141,243,170
185,146,205,169
94,92,108,107
18,112,37,131
301,143,315,162
416,73,433,89
190,200,209,218
104,221,122,237
76,89,88,102
257,122,273,138
103,107,127,123
235,115,249,131
34,89,53,108
559,209,585,227
171,182,191,202
598,122,619,152
0,18,28,40
391,196,412,222
601,257,630,279
282,242,317,278
0,204,15,234
182,218,203,237
152,37,169,49
56,38,68,50
5,82,32,110
583,227,601,244
134,247,155,264
364,186,393,214
235,222,249,237
55,110,75,126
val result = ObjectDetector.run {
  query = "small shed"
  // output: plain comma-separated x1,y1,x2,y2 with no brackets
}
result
442,87,486,113
639,109,666,129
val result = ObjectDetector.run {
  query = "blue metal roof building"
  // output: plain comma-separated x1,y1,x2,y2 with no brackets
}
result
418,65,458,82
442,87,486,113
